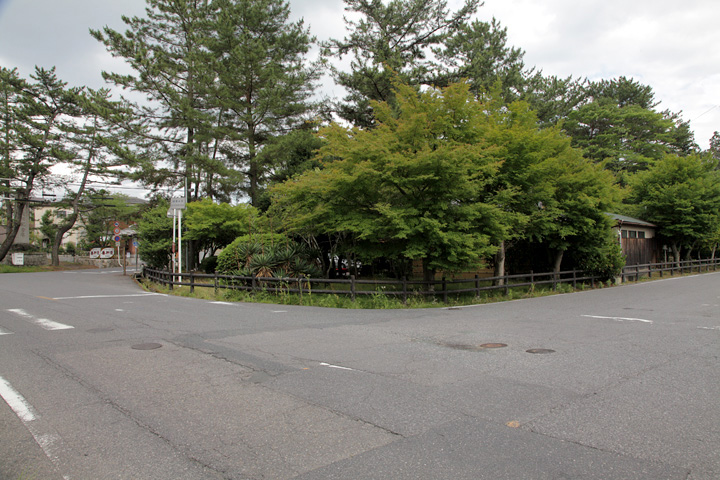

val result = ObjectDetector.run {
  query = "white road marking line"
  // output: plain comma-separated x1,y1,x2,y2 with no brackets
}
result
581,315,653,324
0,375,37,421
210,301,234,305
697,326,720,330
0,376,71,479
272,310,288,313
52,293,162,300
320,362,355,371
0,327,13,336
7,309,74,331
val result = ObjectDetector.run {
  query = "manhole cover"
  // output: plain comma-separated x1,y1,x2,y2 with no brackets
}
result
480,343,508,348
526,348,555,354
131,343,163,350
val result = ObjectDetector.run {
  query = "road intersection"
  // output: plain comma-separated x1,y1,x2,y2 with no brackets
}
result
0,268,718,479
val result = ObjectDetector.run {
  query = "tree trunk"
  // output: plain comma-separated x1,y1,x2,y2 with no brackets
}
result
422,259,436,291
553,249,565,273
51,214,77,266
0,201,27,262
671,243,681,267
493,240,506,286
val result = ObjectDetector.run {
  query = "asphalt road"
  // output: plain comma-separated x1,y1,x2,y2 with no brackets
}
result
0,267,718,479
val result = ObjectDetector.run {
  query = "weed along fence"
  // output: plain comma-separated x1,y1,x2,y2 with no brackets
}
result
142,258,720,305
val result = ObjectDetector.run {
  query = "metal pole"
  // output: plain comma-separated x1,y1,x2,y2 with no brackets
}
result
178,208,183,282
172,210,177,274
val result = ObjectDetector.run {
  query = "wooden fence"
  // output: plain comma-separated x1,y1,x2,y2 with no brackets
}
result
142,258,720,305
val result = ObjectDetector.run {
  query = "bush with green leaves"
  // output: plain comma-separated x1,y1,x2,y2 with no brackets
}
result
199,255,218,274
577,236,626,282
217,236,322,278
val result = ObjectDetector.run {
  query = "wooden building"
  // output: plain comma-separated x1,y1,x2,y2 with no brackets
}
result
606,213,660,265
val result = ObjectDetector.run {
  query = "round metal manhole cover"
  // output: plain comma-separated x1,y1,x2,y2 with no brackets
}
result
480,343,508,349
526,348,555,354
131,343,163,350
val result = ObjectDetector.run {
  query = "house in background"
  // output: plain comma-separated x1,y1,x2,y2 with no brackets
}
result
606,213,660,265
32,205,87,249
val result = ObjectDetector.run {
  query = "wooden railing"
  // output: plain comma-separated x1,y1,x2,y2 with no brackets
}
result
142,258,720,304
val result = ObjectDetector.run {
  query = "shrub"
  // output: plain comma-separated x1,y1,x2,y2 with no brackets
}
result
199,255,218,274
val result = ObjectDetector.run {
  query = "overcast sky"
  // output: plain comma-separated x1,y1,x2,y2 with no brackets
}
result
1,0,719,149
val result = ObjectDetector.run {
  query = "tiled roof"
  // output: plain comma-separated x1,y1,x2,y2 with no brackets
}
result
605,212,656,228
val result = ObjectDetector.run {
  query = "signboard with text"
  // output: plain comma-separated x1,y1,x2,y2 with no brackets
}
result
100,248,114,259
170,197,186,210
89,248,101,259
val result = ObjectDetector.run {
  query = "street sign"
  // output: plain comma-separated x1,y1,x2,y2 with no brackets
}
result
113,227,121,234
89,248,101,259
170,197,186,210
114,221,120,227
113,235,121,242
133,240,139,247
100,248,114,259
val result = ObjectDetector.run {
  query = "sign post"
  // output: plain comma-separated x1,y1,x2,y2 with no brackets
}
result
169,197,186,282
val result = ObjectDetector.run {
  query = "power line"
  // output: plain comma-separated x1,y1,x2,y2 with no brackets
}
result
693,104,719,121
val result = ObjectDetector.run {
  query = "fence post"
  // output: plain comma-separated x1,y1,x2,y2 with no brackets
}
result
475,274,480,298
169,271,173,291
189,272,194,293
402,276,408,305
572,270,577,289
298,277,303,302
251,275,256,294
635,266,640,282
530,270,535,293
442,276,448,303
504,275,509,296
552,272,558,291
214,272,218,295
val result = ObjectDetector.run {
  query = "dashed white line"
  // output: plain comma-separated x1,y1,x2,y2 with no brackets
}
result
320,362,355,371
7,309,74,330
698,326,720,331
52,293,162,300
0,327,14,336
0,375,71,479
210,301,234,305
581,315,653,324
0,375,37,421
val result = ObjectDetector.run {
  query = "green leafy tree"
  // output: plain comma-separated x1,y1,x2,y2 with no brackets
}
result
137,201,173,269
708,131,720,169
272,80,507,281
0,67,78,262
48,88,137,265
79,193,141,249
209,0,320,205
322,0,480,127
93,0,319,207
183,199,255,258
91,0,230,201
431,18,527,102
39,211,59,249
627,154,720,262
523,76,696,177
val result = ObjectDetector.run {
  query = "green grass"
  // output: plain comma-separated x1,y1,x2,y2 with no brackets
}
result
0,263,98,273
137,274,604,309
